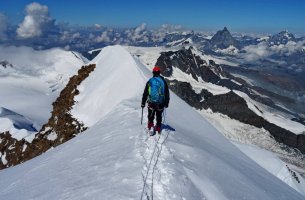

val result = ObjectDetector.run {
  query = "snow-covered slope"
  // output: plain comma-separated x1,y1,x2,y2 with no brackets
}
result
234,142,305,196
0,45,304,199
72,46,146,126
0,46,85,131
0,107,36,140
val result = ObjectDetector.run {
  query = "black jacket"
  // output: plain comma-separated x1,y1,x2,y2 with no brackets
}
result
141,75,170,107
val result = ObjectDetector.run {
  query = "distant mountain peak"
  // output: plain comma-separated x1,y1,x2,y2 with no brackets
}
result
210,27,239,49
269,30,296,45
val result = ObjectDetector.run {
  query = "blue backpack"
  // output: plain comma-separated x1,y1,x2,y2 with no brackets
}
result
148,77,165,104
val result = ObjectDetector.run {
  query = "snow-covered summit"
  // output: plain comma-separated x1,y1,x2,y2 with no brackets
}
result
0,45,304,199
269,30,296,45
72,45,147,126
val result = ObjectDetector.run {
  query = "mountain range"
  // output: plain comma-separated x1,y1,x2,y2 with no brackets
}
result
0,27,305,199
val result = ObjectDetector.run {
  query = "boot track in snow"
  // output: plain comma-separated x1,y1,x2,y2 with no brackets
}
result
140,128,170,200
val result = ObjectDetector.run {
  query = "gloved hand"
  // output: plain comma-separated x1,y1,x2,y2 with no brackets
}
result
141,104,145,108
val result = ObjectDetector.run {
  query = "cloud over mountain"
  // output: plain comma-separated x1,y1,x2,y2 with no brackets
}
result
240,40,305,62
16,2,55,39
95,30,111,43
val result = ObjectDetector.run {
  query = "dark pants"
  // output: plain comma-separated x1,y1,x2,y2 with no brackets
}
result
148,103,164,127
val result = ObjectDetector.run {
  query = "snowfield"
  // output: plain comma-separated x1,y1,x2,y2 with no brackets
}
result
0,45,304,199
0,46,85,132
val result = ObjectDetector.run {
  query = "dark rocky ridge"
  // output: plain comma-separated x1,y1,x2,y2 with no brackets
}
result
0,64,96,169
155,47,222,83
222,64,305,116
156,47,305,154
156,47,288,111
167,80,305,154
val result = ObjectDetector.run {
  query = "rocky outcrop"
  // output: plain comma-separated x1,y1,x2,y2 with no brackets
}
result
157,47,305,154
155,47,222,84
0,64,96,170
168,82,305,153
35,64,96,148
156,47,279,109
0,132,28,168
201,91,304,151
168,80,212,109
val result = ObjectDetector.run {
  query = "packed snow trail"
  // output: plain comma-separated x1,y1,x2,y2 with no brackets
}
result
140,133,161,200
0,45,304,199
140,127,171,200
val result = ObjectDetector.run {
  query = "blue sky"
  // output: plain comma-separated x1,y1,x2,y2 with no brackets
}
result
1,0,305,33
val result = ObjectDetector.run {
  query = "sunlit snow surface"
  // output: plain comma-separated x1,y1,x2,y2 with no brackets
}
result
0,46,304,199
0,46,85,132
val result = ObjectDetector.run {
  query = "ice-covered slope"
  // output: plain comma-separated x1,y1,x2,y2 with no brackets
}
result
0,46,304,200
0,46,85,130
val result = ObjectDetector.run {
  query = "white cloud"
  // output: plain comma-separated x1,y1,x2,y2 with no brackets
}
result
95,31,110,43
240,42,273,62
94,24,102,29
126,23,148,42
0,13,8,41
72,32,80,39
17,2,55,39
152,24,183,42
240,40,305,62
134,23,146,35
60,31,70,41
270,40,305,56
160,24,182,33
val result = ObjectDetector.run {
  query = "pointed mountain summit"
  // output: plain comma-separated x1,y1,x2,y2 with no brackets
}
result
210,27,239,49
269,30,296,45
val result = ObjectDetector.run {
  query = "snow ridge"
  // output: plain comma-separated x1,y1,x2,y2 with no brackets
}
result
0,45,304,199
72,45,147,127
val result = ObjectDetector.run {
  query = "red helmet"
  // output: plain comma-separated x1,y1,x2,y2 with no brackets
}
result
152,66,161,72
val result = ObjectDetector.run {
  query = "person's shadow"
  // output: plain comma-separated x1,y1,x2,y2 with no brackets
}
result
162,124,175,132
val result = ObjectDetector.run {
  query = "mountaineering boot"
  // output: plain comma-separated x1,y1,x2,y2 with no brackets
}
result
148,122,154,130
155,126,161,134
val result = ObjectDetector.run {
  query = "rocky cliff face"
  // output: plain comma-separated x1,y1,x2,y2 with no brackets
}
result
0,64,96,169
155,47,222,83
156,47,305,154
209,27,239,49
